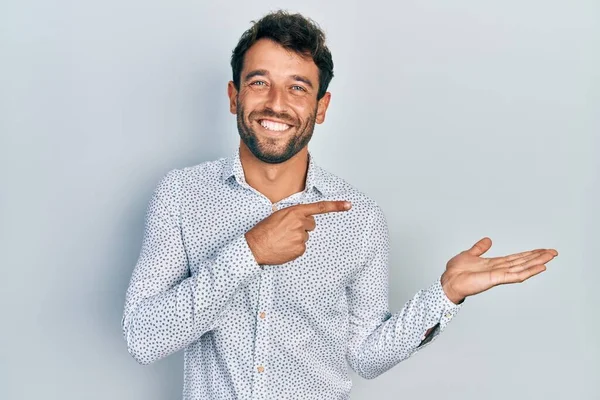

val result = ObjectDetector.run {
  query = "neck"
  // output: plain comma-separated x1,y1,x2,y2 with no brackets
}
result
238,141,309,204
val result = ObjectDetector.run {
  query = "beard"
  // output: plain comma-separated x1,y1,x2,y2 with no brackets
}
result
236,100,317,164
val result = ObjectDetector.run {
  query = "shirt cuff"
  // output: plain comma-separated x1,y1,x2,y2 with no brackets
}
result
420,275,463,341
212,233,263,283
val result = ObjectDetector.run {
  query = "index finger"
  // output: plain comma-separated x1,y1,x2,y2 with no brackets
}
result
488,249,545,263
296,201,352,216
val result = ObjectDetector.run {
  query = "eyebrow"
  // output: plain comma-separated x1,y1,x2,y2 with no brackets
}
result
244,69,269,81
243,69,314,89
291,74,314,89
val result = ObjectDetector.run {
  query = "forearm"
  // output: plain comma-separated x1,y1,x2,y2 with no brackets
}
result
347,278,461,379
123,275,204,365
122,235,261,365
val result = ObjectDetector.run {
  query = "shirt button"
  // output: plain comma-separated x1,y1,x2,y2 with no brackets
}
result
257,365,265,373
271,204,277,212
445,312,452,319
259,312,266,319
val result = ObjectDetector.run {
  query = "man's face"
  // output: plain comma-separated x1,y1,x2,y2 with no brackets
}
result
228,38,331,164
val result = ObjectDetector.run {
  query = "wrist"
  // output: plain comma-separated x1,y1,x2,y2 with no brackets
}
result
440,272,465,305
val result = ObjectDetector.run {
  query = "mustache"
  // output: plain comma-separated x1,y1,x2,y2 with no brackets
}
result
249,109,297,126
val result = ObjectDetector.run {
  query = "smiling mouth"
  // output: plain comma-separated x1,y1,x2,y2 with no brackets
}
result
257,119,293,132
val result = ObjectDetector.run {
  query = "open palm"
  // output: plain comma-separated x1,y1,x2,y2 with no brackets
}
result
441,237,558,303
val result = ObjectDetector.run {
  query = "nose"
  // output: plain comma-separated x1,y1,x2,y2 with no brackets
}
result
264,85,288,113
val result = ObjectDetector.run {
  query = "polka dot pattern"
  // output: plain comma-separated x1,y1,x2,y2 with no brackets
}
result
121,147,463,399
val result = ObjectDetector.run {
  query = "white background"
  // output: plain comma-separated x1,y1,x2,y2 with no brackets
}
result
1,0,598,398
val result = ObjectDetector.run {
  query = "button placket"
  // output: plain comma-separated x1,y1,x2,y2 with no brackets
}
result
253,272,272,382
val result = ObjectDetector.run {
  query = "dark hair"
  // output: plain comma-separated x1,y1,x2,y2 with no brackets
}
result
230,10,334,100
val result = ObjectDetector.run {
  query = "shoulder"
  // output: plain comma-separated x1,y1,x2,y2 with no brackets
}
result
149,157,229,215
314,165,386,221
315,164,381,209
155,157,227,192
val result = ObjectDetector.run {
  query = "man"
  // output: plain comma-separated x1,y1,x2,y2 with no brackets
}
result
121,10,558,400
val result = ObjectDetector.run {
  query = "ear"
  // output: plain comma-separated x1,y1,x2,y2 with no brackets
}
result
227,81,238,114
315,92,331,124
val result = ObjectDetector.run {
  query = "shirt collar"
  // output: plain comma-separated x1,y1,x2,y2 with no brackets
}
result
221,147,330,196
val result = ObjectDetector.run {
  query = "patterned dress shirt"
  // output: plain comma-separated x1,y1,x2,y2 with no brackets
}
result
121,147,463,400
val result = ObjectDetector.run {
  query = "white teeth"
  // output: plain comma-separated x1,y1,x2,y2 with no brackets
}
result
260,119,290,132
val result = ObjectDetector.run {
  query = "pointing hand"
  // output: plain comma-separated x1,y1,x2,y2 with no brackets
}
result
245,200,352,265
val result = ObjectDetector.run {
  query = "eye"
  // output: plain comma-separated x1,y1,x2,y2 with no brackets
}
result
292,85,306,91
250,80,267,86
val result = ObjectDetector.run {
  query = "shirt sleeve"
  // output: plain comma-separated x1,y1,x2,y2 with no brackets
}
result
121,170,262,365
345,204,462,379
